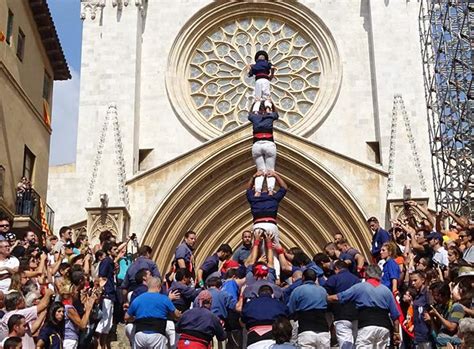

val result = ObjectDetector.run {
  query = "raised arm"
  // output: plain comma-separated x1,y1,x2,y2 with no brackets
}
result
265,233,275,269
245,229,263,267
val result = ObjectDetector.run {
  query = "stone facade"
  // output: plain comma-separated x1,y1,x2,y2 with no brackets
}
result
0,0,69,234
48,0,434,261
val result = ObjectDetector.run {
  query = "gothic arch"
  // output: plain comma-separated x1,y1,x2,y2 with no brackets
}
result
142,136,371,269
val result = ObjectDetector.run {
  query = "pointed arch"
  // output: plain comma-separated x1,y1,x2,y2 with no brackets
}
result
142,137,371,268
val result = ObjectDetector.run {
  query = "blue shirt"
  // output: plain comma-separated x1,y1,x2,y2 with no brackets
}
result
177,307,227,341
381,259,400,290
248,112,279,134
241,295,289,328
169,281,200,312
246,188,286,220
175,243,193,263
413,287,432,343
222,279,239,302
288,281,327,314
338,281,400,320
199,254,219,282
371,228,391,258
127,292,176,320
324,269,361,294
232,244,252,265
99,256,116,301
194,288,236,320
130,284,148,304
283,278,303,304
249,60,273,79
122,256,161,291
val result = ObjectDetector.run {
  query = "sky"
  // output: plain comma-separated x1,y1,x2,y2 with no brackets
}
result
48,0,82,166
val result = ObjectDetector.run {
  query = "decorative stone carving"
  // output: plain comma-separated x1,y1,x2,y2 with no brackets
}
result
166,1,342,140
387,198,429,225
86,103,130,210
80,0,105,20
188,18,322,132
86,207,130,246
387,94,427,196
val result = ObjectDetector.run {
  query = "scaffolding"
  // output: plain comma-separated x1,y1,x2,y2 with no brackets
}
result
419,0,474,219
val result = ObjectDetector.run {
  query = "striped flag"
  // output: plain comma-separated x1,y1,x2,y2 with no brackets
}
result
39,199,51,236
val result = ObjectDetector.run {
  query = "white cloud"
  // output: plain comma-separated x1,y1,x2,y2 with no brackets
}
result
49,68,80,166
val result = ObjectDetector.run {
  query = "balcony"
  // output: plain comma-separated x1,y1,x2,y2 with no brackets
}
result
13,188,53,236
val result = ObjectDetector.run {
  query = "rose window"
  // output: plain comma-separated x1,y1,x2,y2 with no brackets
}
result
189,18,321,132
166,1,341,140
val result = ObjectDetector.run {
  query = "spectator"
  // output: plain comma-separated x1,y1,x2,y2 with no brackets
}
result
0,288,54,349
95,241,118,349
428,232,449,268
267,317,297,349
0,241,19,292
52,226,72,254
0,315,26,347
36,302,65,349
459,228,473,263
427,281,465,347
0,217,9,241
380,242,401,294
23,231,38,248
409,271,432,347
3,336,21,349
367,217,391,261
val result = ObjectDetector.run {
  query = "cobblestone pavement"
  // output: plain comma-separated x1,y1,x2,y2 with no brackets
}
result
111,323,131,349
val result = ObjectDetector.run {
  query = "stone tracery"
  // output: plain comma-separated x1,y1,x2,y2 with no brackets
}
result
189,18,322,132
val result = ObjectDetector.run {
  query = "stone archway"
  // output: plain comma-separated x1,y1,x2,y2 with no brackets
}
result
142,134,371,269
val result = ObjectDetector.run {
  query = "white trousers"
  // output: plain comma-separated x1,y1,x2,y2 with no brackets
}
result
253,79,271,102
95,298,114,334
247,339,274,349
253,222,279,243
297,331,330,348
63,339,78,349
252,141,277,192
166,320,176,349
334,320,358,349
355,326,390,348
134,332,168,349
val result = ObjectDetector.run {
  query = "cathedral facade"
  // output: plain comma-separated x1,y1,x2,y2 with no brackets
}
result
48,0,434,267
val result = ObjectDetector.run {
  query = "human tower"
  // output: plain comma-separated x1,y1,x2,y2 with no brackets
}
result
245,50,287,244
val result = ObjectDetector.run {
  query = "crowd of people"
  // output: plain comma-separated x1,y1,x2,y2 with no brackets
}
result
0,200,472,349
0,50,471,349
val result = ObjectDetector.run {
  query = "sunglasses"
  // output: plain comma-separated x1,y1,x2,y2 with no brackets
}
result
458,235,467,238
0,225,9,228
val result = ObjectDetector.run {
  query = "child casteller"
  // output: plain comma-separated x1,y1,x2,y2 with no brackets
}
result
247,50,276,113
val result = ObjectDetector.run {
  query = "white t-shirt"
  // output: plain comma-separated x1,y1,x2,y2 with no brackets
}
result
0,257,20,292
0,306,38,349
433,246,449,267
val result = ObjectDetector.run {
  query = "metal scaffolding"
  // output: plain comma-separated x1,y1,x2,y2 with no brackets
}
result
419,0,474,219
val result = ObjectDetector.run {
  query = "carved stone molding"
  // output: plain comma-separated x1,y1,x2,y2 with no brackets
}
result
80,0,105,20
166,0,342,140
387,198,429,225
86,207,130,246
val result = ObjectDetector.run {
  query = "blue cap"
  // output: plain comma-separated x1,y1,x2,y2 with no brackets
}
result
427,232,443,242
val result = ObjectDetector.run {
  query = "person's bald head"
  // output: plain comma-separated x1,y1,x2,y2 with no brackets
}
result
147,277,162,292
